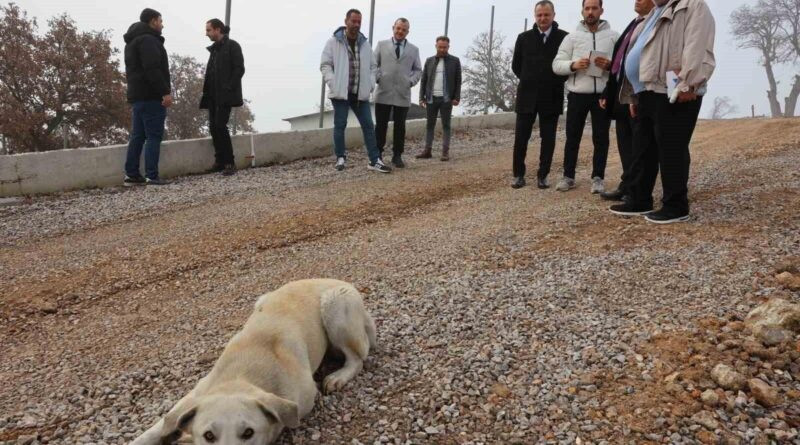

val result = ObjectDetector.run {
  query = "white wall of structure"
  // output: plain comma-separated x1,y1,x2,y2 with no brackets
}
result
0,112,516,197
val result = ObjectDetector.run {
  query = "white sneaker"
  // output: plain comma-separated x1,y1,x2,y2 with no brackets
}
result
367,159,392,173
591,176,605,194
335,157,346,171
555,177,575,192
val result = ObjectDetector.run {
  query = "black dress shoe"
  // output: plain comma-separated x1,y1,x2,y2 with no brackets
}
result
511,177,526,189
601,189,625,201
537,177,550,189
392,156,405,168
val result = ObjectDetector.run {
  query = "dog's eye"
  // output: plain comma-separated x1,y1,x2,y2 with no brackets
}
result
242,427,254,439
203,431,216,442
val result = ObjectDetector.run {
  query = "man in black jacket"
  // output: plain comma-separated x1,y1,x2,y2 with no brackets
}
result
598,0,653,201
418,36,462,161
511,1,568,189
123,8,172,186
200,19,245,176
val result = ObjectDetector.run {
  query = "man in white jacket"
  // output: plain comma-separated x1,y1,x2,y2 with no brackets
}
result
320,9,391,173
552,0,618,193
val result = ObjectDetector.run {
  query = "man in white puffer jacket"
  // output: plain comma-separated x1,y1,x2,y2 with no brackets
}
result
552,0,619,193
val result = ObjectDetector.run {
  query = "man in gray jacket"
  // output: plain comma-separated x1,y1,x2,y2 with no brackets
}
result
552,0,618,193
374,18,422,168
320,9,391,173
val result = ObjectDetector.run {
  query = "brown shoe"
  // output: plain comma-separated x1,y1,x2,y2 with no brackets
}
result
415,149,432,159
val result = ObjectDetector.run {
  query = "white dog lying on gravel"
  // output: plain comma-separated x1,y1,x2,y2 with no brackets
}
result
131,279,376,445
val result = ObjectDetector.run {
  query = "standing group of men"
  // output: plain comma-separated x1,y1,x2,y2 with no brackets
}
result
122,8,245,186
512,0,716,224
320,9,463,173
121,0,715,224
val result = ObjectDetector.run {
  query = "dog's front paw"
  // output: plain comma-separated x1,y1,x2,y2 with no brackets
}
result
323,374,349,394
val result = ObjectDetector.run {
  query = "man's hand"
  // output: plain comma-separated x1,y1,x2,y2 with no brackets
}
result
451,99,460,106
629,104,638,118
419,100,427,108
594,56,611,71
676,91,698,103
599,98,607,110
571,58,590,71
162,94,173,108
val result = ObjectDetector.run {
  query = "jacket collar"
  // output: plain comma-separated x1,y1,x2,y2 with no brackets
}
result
576,19,610,33
206,35,229,52
334,26,368,46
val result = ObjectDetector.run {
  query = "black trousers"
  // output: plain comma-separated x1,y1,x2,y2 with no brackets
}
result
375,103,409,158
209,103,234,165
613,105,635,194
563,92,611,179
629,91,702,215
512,108,559,179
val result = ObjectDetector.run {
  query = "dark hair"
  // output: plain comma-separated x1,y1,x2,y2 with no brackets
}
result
535,1,555,11
582,0,603,6
436,36,450,43
139,8,161,24
346,9,362,19
394,17,409,26
207,18,230,34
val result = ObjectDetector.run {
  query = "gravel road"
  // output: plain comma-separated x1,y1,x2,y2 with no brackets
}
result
1,118,799,445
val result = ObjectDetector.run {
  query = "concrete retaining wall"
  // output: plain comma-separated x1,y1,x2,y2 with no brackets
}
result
0,112,515,197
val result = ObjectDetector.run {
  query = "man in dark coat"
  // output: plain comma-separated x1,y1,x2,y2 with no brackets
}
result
200,19,245,176
511,1,569,189
122,8,172,186
599,0,654,201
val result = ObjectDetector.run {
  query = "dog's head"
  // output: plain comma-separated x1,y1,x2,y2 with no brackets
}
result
159,390,299,444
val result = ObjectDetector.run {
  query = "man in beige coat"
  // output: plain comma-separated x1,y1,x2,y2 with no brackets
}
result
609,0,715,224
374,18,422,168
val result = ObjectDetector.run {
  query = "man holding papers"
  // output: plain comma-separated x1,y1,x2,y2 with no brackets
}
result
552,0,618,194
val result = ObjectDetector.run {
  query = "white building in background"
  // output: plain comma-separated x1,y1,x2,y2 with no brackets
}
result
283,103,427,131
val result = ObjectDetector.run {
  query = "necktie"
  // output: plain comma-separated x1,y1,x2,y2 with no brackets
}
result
395,42,401,59
541,32,546,45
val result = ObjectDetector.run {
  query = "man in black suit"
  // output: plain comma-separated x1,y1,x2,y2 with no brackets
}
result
598,0,654,201
511,0,569,189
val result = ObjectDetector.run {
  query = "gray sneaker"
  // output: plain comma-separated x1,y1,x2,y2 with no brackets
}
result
555,177,575,192
591,176,605,194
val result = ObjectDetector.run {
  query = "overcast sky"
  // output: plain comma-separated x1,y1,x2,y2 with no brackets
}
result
14,0,796,132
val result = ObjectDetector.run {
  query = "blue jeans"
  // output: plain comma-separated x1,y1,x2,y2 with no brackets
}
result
125,100,167,180
331,94,380,164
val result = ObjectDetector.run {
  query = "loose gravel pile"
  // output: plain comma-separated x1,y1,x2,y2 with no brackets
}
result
0,119,798,445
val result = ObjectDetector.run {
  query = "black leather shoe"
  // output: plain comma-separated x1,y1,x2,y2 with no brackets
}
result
392,156,405,168
601,189,625,201
537,177,550,189
512,177,526,189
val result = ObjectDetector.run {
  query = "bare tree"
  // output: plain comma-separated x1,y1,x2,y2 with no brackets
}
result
731,2,790,117
770,0,800,116
461,31,516,115
709,96,739,119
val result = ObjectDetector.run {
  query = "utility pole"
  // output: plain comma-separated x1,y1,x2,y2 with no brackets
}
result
524,18,528,31
486,5,495,115
319,80,326,128
445,0,451,36
369,0,376,43
225,0,240,134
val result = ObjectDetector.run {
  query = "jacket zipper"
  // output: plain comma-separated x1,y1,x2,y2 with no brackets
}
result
592,31,597,94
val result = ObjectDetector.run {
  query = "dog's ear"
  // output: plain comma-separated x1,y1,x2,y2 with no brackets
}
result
159,397,199,444
253,392,300,428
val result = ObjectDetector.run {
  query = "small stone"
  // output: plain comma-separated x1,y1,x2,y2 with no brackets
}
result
712,364,747,391
757,326,791,347
424,426,439,435
701,389,719,406
756,417,770,430
748,378,782,408
696,430,718,444
691,410,719,430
